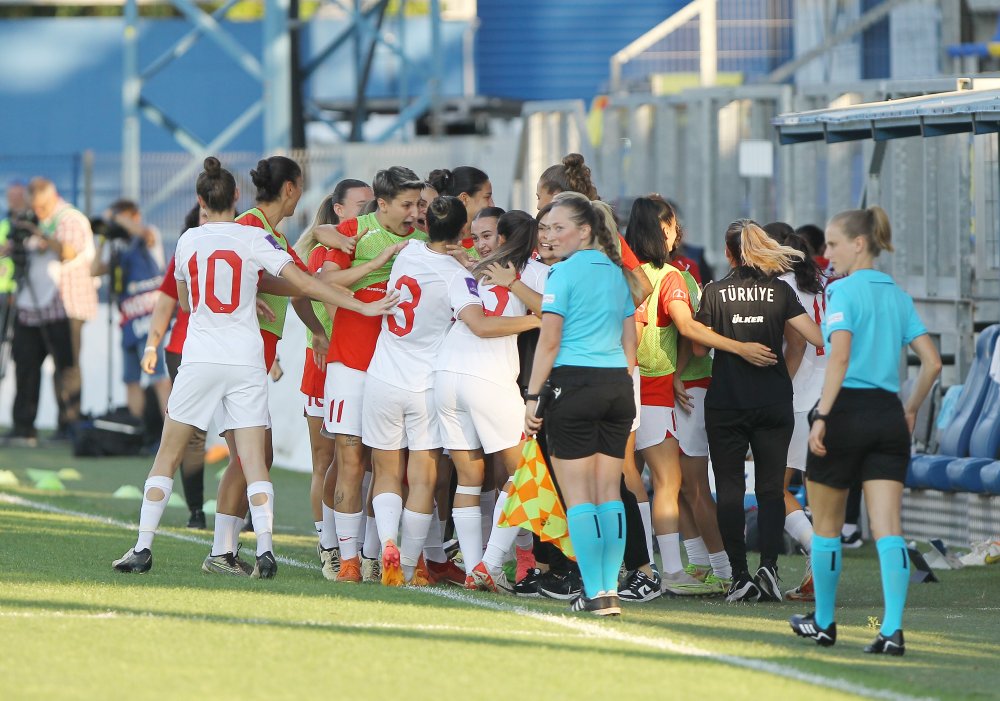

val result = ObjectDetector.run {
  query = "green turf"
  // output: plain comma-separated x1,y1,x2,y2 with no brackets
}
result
1,443,997,701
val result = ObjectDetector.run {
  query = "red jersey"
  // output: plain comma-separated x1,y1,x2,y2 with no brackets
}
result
158,257,189,355
670,254,702,284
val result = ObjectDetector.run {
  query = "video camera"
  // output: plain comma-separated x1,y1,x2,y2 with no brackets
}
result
89,216,131,242
7,211,38,274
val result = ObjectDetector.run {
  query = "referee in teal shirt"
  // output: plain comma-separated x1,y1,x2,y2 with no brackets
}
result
790,206,940,656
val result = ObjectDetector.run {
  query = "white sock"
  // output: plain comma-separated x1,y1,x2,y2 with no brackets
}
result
333,511,363,560
314,520,322,536
785,509,814,554
358,471,373,547
372,492,403,545
423,505,448,564
709,550,732,579
399,509,432,580
683,536,711,567
452,506,482,574
319,503,338,550
135,476,173,551
212,513,239,556
842,523,858,538
516,529,533,550
362,516,380,559
483,484,518,569
638,501,655,567
656,533,683,575
246,481,274,556
230,514,245,554
479,490,497,550
356,511,368,547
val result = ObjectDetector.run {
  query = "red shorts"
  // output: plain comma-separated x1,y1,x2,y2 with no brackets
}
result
300,347,327,399
263,330,279,372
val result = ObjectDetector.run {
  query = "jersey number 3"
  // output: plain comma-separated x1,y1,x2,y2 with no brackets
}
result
388,275,421,337
188,251,242,314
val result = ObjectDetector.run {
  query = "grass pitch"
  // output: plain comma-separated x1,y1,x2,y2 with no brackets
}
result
1,443,997,701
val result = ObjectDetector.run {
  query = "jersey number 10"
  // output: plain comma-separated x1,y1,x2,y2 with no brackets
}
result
188,251,242,314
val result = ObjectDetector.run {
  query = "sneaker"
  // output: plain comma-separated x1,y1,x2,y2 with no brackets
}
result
202,552,250,577
186,509,206,529
514,567,544,597
789,611,837,647
252,551,277,579
618,569,662,602
515,546,536,582
538,568,583,600
320,547,341,581
704,573,729,596
570,591,621,617
754,565,782,602
841,531,863,549
960,540,1000,566
662,569,718,596
361,556,381,583
3,430,38,448
113,548,152,573
684,563,711,582
490,565,515,595
725,573,761,603
426,558,466,586
471,561,498,592
784,570,815,602
336,555,362,583
863,629,905,656
381,539,405,587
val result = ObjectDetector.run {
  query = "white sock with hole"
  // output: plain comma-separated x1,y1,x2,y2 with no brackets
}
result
638,501,655,567
319,503,338,550
656,533,683,575
212,513,239,556
399,509,432,581
372,492,403,545
246,481,274,556
135,476,173,551
785,509,814,554
683,536,711,567
709,550,732,579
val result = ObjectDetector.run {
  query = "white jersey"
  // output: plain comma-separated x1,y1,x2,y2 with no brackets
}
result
174,221,292,369
780,271,828,412
436,258,549,386
367,241,483,392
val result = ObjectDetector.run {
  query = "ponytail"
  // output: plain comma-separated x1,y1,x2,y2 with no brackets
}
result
829,205,894,255
293,193,337,260
724,219,803,275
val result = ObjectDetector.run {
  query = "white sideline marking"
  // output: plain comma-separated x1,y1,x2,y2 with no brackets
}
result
0,492,934,701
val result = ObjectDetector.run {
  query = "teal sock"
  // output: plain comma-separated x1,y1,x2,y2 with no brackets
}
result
811,535,841,629
876,535,910,635
596,501,626,593
566,503,603,599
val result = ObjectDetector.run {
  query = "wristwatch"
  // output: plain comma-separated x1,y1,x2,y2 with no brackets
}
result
809,406,829,424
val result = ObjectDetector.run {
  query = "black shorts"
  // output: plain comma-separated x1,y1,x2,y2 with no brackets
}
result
806,388,910,489
544,366,635,461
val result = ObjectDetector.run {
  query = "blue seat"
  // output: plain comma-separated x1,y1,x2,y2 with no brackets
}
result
946,458,992,492
937,325,1000,457
910,455,953,491
981,462,1000,494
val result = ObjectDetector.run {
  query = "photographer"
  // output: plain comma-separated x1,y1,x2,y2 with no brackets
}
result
91,199,170,420
6,178,97,445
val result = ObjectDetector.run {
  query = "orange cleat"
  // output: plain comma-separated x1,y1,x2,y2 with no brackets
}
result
471,561,498,593
464,574,477,590
381,540,405,587
515,546,536,582
336,555,361,584
426,558,467,586
408,556,431,587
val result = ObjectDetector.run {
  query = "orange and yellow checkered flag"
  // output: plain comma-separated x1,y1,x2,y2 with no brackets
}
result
498,438,575,560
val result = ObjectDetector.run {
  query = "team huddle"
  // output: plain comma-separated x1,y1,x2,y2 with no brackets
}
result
111,151,939,656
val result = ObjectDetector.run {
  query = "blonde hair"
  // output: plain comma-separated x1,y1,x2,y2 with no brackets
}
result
293,193,337,260
551,191,623,267
724,219,803,275
829,206,894,255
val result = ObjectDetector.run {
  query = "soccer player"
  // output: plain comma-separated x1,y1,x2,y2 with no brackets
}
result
437,210,548,592
790,207,940,656
469,206,506,260
112,157,396,576
365,197,540,587
320,166,428,584
427,167,495,235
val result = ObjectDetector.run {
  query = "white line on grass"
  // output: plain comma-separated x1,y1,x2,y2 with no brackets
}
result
0,493,934,701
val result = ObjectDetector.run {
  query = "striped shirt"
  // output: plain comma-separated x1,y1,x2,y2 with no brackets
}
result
43,202,98,321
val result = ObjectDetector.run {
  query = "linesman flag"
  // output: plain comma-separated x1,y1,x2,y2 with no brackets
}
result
498,438,575,560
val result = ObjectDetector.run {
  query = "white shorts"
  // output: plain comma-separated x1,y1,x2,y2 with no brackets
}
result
168,362,269,432
436,371,523,454
631,366,641,433
787,410,809,471
362,374,440,451
635,405,676,451
675,385,709,457
303,394,324,419
323,363,366,437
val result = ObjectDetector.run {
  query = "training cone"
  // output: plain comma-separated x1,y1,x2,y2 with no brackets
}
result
57,468,83,481
0,470,19,486
34,475,65,491
26,468,58,483
205,444,230,464
112,485,144,499
167,492,186,509
202,499,217,515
